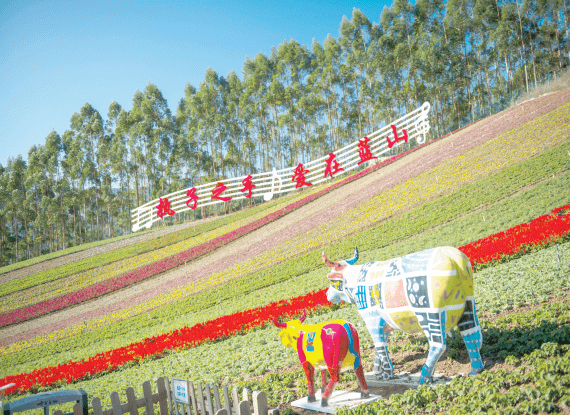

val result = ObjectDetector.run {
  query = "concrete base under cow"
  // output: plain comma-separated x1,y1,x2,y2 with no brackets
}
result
364,371,458,387
291,390,381,414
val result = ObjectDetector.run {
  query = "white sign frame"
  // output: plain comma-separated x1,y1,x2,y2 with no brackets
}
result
171,378,190,405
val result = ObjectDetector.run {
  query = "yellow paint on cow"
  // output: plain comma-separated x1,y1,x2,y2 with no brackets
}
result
278,320,355,371
368,261,388,281
370,285,382,307
389,310,422,333
445,308,465,332
427,247,473,308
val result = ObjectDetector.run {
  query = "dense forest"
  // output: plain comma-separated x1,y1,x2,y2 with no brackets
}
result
1,0,569,265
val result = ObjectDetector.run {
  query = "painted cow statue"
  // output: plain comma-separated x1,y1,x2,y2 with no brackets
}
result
273,310,369,406
323,246,484,384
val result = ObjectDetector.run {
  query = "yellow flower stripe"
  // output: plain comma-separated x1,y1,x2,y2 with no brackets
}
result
2,103,568,355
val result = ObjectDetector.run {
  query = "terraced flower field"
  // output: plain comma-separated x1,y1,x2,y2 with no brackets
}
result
1,89,569,414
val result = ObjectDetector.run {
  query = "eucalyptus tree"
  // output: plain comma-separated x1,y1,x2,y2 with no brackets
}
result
243,53,272,170
3,156,27,261
176,82,204,186
43,130,69,250
61,130,83,245
0,163,8,264
444,0,477,123
70,103,104,242
225,70,252,177
108,101,130,235
273,40,313,165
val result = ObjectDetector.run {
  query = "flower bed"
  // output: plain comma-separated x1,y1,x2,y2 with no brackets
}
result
461,205,570,266
2,203,570,395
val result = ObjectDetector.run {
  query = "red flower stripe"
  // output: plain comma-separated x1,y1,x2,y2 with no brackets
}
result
459,204,570,265
1,210,568,394
0,141,431,328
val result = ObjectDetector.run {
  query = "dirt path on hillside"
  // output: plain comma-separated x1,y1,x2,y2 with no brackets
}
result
0,217,224,284
2,89,569,346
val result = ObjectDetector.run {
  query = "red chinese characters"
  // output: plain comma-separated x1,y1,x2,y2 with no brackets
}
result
292,163,312,188
324,153,344,178
357,136,377,165
186,188,199,210
156,197,175,218
386,124,408,148
211,182,232,201
241,175,256,198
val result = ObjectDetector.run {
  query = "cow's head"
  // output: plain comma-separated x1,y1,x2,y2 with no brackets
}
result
273,310,307,348
323,247,359,305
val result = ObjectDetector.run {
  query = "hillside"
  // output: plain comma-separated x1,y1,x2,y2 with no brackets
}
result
1,89,570,414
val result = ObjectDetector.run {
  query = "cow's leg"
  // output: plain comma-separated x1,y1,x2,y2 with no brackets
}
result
321,368,339,407
458,298,485,375
363,312,394,379
354,366,370,398
345,322,369,398
417,311,447,384
320,370,327,393
302,361,316,402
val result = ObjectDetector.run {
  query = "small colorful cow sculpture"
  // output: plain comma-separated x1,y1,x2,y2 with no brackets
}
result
323,246,484,384
273,310,369,406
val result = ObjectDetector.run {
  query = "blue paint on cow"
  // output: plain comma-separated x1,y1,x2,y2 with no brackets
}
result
306,332,316,352
343,323,360,369
400,247,436,273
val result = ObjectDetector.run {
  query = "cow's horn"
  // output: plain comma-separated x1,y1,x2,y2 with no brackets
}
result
272,317,287,328
299,309,307,323
322,252,335,268
345,246,359,265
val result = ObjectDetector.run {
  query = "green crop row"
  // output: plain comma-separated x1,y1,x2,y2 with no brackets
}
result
3,157,569,369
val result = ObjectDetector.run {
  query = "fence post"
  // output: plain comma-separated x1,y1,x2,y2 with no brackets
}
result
157,377,169,415
142,380,155,415
126,387,138,415
110,391,123,415
212,386,222,412
204,385,214,415
188,381,199,415
238,401,251,415
164,377,177,415
232,388,240,415
196,384,206,415
252,392,268,415
222,387,231,415
92,397,104,415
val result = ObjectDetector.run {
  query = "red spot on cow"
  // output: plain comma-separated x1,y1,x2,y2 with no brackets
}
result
384,280,408,309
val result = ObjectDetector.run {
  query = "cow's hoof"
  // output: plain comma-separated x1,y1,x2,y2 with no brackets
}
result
307,394,316,403
321,398,328,407
375,372,394,380
361,391,370,399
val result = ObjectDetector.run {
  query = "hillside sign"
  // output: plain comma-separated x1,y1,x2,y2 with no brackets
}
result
131,102,431,231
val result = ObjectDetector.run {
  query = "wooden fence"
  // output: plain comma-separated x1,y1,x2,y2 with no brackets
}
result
52,378,278,415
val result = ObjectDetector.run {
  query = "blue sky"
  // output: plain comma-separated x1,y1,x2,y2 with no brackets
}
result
0,0,392,167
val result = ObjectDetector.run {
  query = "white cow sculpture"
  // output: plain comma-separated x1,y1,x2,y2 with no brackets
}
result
323,246,484,384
